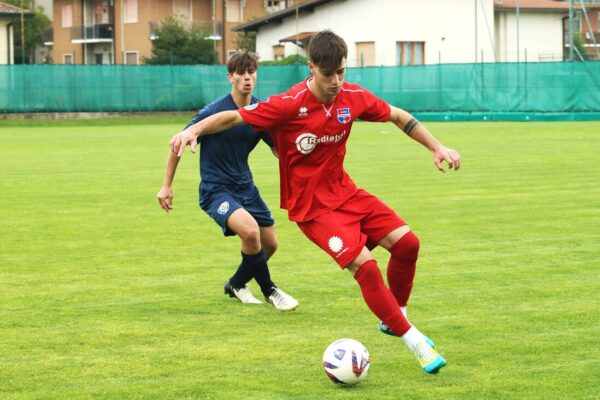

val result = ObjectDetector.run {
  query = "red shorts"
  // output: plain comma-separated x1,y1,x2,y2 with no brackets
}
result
296,189,406,269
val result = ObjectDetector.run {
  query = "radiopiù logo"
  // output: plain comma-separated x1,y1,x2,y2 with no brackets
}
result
295,130,347,155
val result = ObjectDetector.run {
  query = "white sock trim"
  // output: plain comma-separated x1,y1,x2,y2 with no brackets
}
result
401,326,425,350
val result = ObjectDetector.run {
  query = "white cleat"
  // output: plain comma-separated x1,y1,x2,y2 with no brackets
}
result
224,281,262,304
266,287,299,311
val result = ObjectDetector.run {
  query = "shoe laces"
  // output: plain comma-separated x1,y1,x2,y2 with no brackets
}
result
270,288,290,304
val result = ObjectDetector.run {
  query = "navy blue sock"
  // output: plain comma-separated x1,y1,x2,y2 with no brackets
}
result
241,250,276,297
228,261,254,289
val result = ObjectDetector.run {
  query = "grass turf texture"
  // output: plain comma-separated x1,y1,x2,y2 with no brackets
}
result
1,118,599,399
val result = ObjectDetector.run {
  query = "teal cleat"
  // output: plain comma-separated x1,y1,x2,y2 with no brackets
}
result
379,322,436,348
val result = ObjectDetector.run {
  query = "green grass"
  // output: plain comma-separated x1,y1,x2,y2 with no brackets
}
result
1,119,599,399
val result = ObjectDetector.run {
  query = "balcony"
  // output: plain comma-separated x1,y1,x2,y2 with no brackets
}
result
583,31,600,45
71,24,114,43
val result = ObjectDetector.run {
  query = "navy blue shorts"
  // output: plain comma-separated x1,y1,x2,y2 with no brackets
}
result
199,182,275,236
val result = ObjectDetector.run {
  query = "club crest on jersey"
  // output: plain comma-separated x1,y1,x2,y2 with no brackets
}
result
217,201,230,215
337,108,351,124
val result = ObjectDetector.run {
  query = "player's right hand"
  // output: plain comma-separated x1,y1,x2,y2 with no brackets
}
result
169,129,197,156
157,186,174,212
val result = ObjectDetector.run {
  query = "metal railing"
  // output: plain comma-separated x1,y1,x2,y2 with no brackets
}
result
71,24,114,41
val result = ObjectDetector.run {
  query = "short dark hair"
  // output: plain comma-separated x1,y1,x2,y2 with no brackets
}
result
227,50,258,74
307,30,347,72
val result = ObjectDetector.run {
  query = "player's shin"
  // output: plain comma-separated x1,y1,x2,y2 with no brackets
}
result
241,249,275,297
353,260,411,336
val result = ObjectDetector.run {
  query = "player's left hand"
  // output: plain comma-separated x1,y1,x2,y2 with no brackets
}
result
433,147,461,173
157,186,174,212
169,129,197,156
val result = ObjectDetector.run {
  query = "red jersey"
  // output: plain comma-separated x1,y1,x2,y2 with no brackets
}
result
238,79,391,222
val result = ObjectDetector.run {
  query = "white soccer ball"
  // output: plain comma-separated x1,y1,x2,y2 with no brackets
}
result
322,338,370,385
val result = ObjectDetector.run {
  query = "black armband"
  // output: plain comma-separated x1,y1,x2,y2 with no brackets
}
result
403,117,420,135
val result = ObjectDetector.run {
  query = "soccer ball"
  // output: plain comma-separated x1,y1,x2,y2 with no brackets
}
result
322,338,370,385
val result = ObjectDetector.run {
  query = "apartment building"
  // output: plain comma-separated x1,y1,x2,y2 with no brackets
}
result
52,0,308,65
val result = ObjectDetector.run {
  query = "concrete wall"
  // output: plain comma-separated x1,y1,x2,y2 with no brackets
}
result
0,20,14,64
495,11,566,62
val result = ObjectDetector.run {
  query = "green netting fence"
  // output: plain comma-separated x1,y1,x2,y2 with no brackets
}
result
2,62,600,120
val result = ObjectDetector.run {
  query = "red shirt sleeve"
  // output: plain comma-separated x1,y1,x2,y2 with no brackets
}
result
358,89,391,122
238,95,287,131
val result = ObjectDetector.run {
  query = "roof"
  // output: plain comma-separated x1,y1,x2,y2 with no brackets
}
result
0,1,33,18
494,0,580,11
279,31,317,47
233,0,335,32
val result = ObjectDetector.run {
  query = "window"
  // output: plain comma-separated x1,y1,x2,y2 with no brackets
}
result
124,0,138,23
125,51,139,65
273,44,284,61
63,53,74,64
266,0,287,14
396,42,425,66
227,0,241,22
62,4,73,28
94,1,110,24
174,0,191,20
355,42,375,67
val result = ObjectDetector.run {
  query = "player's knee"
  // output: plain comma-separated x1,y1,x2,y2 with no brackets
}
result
390,231,420,262
353,260,385,287
238,224,261,247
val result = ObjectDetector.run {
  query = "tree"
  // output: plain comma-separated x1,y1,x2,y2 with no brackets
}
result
6,0,51,64
260,54,308,66
143,17,217,65
233,31,256,53
572,33,589,61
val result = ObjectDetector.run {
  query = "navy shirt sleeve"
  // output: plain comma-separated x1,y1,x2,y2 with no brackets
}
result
258,131,274,147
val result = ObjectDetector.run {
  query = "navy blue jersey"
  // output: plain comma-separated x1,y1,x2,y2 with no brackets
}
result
185,94,273,186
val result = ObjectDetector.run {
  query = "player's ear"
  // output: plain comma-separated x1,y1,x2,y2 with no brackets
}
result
308,61,315,75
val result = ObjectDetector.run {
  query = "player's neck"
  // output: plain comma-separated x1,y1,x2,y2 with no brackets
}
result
231,90,252,108
307,77,336,104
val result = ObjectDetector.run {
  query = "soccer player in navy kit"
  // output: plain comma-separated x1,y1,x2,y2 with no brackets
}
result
157,50,298,311
168,31,461,373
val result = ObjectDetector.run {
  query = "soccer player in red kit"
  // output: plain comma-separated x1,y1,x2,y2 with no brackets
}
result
169,30,461,374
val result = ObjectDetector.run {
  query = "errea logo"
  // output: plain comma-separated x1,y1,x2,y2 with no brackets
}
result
298,106,308,117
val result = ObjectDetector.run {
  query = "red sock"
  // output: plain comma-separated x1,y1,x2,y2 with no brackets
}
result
387,231,420,307
354,260,411,336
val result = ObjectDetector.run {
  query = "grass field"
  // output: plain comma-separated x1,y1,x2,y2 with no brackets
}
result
1,118,599,399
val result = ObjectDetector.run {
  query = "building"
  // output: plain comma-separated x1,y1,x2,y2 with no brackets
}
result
51,0,312,65
0,2,33,64
235,0,498,66
496,0,570,62
235,0,599,65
